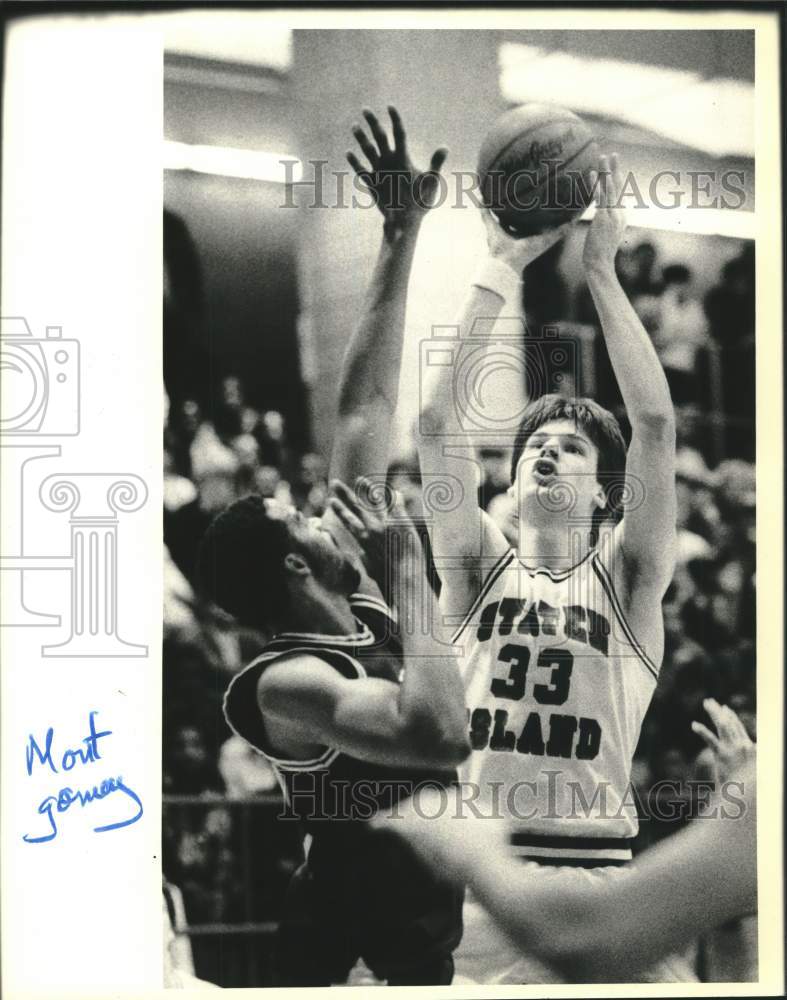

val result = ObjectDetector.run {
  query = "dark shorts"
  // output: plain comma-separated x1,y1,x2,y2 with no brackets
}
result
273,862,461,986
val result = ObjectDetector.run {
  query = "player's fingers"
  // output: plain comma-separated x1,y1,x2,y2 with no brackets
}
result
702,698,727,733
728,709,751,741
346,151,373,187
597,155,611,207
588,169,601,207
352,124,379,167
328,496,368,539
691,720,720,752
429,146,449,174
329,478,366,517
362,108,391,156
609,152,621,192
388,105,406,151
354,476,389,515
720,704,750,743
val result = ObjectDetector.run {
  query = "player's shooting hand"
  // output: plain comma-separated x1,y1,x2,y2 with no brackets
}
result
691,698,755,785
582,152,628,273
328,477,419,586
481,207,574,272
347,106,448,237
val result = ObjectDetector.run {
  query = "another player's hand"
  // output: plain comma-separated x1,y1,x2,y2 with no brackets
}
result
691,697,755,785
482,207,574,272
582,152,628,273
347,106,448,237
328,477,419,587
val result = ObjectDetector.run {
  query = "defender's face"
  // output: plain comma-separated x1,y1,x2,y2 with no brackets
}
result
263,499,361,594
511,419,604,521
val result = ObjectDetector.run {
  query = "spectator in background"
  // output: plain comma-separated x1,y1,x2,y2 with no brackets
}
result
254,409,292,472
167,398,203,480
704,246,755,461
651,264,711,406
292,451,329,516
575,240,660,327
623,241,661,298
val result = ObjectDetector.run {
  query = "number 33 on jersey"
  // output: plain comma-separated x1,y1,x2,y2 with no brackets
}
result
452,547,660,862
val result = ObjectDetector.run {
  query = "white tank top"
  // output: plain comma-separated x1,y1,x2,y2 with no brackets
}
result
452,543,659,863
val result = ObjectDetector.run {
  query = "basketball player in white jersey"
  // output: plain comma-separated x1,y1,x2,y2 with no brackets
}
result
418,154,684,982
373,698,757,983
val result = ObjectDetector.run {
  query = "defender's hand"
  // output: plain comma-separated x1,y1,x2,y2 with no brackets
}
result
482,208,574,272
328,477,419,586
582,152,628,272
347,106,448,236
692,698,755,785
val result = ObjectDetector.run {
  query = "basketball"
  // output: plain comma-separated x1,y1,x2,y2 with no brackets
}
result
478,104,599,236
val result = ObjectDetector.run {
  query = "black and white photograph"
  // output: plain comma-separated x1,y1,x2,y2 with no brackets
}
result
1,5,783,998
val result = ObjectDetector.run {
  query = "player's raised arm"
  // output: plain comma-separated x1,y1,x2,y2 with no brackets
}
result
259,478,470,769
418,213,572,622
328,106,447,485
583,154,677,600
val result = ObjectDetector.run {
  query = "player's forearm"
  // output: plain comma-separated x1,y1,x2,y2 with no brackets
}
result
331,224,422,482
393,545,469,757
586,263,675,432
419,263,519,436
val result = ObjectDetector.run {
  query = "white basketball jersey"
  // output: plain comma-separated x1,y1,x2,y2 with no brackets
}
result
453,543,660,864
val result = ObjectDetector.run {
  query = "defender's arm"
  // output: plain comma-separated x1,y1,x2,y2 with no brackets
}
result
260,482,470,769
324,107,447,595
329,107,447,486
259,656,469,769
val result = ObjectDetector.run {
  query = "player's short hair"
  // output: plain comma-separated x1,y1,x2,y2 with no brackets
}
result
510,394,628,525
197,494,291,631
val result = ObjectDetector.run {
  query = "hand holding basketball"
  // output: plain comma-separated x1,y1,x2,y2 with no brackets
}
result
482,207,574,272
347,106,448,237
582,153,628,272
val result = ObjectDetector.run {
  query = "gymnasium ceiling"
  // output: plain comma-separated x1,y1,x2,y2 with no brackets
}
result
160,14,755,160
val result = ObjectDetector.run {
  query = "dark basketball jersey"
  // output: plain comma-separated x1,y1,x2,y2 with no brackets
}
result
223,591,463,980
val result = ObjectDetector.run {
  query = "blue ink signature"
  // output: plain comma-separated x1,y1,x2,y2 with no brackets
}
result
23,710,143,844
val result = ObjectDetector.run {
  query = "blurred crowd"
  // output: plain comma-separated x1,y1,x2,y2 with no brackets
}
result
162,235,755,980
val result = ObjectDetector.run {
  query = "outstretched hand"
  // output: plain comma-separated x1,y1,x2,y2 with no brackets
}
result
481,208,574,272
347,106,448,236
692,697,755,784
328,477,419,588
582,152,628,272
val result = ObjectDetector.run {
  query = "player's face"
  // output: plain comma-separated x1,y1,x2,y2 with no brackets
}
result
263,499,361,594
511,419,604,521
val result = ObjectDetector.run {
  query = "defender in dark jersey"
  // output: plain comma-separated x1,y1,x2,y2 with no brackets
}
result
198,109,467,984
202,485,468,984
